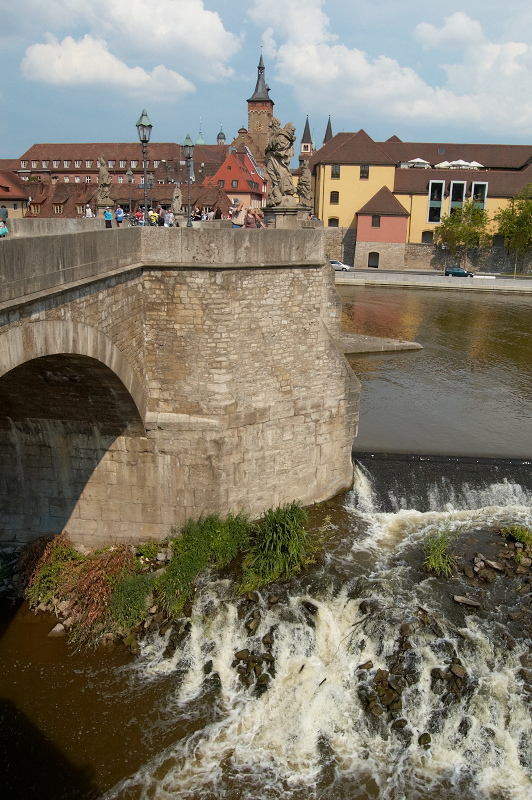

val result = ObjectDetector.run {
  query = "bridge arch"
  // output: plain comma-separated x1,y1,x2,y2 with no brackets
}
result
0,320,147,423
0,321,155,546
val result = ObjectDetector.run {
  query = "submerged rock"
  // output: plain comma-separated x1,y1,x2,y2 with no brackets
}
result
48,623,66,637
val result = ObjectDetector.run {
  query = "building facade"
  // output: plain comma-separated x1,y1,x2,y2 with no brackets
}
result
309,130,532,267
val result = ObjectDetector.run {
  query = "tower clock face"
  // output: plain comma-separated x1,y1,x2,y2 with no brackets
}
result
254,121,263,132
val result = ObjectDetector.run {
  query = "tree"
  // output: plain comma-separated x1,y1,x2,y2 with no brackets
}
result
495,183,532,275
434,199,491,267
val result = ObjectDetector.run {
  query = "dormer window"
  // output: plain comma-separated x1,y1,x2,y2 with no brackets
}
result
20,161,27,168
64,160,70,168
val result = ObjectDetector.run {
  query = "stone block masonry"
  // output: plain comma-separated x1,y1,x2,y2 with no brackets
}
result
0,228,359,546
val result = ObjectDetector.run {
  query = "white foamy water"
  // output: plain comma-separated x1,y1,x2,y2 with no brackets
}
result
102,466,532,800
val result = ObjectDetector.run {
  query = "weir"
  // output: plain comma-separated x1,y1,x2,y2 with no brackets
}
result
0,227,360,546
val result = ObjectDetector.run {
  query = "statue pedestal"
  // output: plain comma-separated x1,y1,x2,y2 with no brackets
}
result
263,206,311,229
96,202,110,218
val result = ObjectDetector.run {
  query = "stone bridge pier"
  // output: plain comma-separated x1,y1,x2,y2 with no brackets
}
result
0,227,359,547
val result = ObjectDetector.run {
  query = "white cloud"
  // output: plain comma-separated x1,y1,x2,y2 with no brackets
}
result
249,1,532,137
21,35,195,99
415,12,485,50
16,0,240,82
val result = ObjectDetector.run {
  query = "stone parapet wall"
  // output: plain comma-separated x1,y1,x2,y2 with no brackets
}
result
404,243,532,273
0,227,324,306
7,218,105,237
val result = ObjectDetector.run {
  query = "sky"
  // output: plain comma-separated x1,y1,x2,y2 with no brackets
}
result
2,0,532,158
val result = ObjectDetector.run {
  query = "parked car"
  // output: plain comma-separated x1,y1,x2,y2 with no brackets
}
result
444,266,474,277
330,259,350,271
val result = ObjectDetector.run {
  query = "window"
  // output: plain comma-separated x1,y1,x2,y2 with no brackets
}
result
20,160,27,168
75,176,80,183
438,148,445,154
75,160,81,168
119,160,126,168
131,160,137,168
421,231,434,244
64,176,69,183
449,181,466,213
108,160,114,168
153,160,159,168
31,204,40,214
493,234,505,248
53,204,63,214
53,160,59,168
472,182,488,209
368,252,379,268
427,180,445,223
331,164,340,179
328,218,339,227
360,165,369,180
86,160,92,168
232,179,238,188
118,176,124,184
31,160,37,168
218,179,225,188
64,160,70,168
233,197,239,204
371,215,380,228
85,176,91,183
42,161,49,168
330,191,339,204
302,144,310,152
77,205,85,215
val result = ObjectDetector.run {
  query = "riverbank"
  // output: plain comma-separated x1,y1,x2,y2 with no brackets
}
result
336,270,532,293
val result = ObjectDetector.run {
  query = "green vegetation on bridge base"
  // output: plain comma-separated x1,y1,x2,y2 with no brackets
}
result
16,502,315,647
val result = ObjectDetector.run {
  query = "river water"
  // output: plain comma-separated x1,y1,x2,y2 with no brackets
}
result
1,286,532,800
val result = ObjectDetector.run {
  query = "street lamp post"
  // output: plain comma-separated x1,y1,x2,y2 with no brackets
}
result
126,167,134,214
183,133,195,228
148,173,154,213
136,109,153,225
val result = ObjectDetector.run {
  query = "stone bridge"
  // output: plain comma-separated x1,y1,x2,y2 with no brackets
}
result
0,227,359,547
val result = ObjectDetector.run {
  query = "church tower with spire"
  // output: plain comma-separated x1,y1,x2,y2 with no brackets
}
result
247,52,274,158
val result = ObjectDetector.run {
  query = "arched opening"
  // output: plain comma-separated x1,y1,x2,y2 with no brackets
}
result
0,354,146,544
421,231,434,244
328,218,339,228
368,252,379,268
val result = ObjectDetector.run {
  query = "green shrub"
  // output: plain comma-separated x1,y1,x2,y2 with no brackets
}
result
26,536,83,607
423,523,459,578
110,571,157,630
500,525,532,547
135,541,160,561
156,513,251,615
240,501,309,591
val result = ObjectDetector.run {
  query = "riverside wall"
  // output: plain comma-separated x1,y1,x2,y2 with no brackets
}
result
0,228,359,546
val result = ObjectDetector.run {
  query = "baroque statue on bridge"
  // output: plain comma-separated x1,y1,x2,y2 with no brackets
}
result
96,157,112,204
171,183,183,215
265,118,299,207
297,160,313,208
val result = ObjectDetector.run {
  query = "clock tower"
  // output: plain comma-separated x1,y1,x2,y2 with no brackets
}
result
247,53,274,159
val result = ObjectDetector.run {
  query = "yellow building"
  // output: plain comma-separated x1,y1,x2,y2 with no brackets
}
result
310,130,532,246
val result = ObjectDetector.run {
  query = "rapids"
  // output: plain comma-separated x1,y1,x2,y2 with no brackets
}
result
100,462,532,800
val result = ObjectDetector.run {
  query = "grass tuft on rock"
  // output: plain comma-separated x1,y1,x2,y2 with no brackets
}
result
110,571,157,631
500,525,532,547
156,512,251,616
423,522,459,578
240,501,309,591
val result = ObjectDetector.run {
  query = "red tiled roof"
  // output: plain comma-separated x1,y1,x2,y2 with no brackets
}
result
380,140,532,170
357,186,409,216
393,163,532,198
0,171,31,201
309,130,395,168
